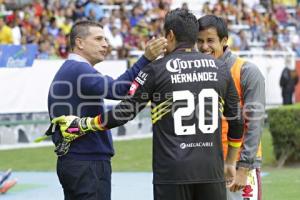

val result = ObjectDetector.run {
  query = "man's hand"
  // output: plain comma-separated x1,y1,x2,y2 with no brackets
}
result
144,37,167,61
52,115,83,142
229,167,248,192
50,115,102,156
224,164,236,188
51,115,97,142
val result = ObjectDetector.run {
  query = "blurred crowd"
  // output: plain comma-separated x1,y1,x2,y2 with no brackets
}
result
202,0,300,54
1,0,300,59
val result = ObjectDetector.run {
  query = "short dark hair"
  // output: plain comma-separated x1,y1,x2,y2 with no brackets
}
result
164,8,199,45
198,15,228,40
69,20,103,50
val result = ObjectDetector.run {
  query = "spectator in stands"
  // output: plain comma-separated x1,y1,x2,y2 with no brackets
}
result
132,19,149,49
59,17,73,35
291,29,300,56
265,35,283,50
228,30,241,51
107,26,123,50
37,40,56,59
47,17,59,38
55,28,68,58
238,30,250,50
141,0,154,11
124,28,140,50
72,4,85,21
110,9,122,29
280,58,299,105
149,16,164,38
278,27,290,44
0,0,7,14
155,0,170,19
0,16,13,44
202,1,211,14
119,15,131,38
33,0,43,17
9,15,21,45
1,0,300,59
274,5,288,27
129,3,144,27
84,0,104,21
87,8,97,21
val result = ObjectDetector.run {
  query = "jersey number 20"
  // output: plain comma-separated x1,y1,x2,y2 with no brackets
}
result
173,89,218,135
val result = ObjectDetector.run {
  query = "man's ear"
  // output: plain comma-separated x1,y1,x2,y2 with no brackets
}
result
75,37,84,49
221,37,228,47
166,30,175,42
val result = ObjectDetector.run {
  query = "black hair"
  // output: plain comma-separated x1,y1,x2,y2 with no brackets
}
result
69,20,103,50
164,8,199,45
198,15,228,40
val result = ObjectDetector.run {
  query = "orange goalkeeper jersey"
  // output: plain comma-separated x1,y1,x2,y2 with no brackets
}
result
222,57,262,160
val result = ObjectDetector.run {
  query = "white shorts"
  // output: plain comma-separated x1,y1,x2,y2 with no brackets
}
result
227,168,262,200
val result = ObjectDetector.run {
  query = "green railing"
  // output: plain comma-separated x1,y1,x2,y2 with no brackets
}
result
0,120,49,126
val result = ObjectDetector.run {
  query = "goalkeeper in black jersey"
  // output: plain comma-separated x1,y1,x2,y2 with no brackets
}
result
52,8,244,200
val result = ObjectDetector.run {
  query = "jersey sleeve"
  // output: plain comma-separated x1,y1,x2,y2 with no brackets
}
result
223,71,244,148
238,62,265,168
79,55,150,100
98,64,156,129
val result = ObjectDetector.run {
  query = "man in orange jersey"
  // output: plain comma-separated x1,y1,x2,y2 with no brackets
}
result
197,15,265,200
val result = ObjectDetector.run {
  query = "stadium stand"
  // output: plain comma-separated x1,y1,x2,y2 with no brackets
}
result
1,0,300,58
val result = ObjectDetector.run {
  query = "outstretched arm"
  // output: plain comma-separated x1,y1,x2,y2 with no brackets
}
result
52,64,156,137
80,38,166,100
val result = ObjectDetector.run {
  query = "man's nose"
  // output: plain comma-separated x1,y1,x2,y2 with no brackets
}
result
201,42,209,51
102,40,109,48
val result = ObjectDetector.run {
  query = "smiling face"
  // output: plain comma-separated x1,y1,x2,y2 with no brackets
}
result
197,27,227,59
75,26,108,65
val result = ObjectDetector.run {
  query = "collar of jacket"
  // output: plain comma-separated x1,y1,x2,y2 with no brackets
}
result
173,43,197,53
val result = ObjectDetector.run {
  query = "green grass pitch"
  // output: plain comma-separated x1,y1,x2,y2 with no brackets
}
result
0,129,299,199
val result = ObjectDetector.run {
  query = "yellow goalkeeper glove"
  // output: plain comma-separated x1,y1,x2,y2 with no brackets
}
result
51,115,103,142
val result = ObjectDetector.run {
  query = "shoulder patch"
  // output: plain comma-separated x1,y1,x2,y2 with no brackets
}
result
128,80,140,96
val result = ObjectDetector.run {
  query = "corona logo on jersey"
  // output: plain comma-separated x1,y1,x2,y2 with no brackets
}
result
166,58,219,84
166,58,218,73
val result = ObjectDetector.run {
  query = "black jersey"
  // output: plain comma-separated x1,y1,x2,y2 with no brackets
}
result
101,48,244,184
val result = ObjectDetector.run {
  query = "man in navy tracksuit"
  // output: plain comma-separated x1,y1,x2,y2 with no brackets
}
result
48,20,167,200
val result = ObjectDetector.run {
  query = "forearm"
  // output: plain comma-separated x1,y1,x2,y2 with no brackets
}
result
240,65,265,167
84,65,154,131
117,55,150,82
101,100,143,129
91,97,149,131
109,56,150,98
227,119,244,148
226,146,240,166
225,145,239,165
238,112,264,168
